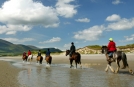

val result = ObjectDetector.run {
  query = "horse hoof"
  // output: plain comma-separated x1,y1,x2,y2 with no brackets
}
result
129,69,133,75
131,72,133,75
113,70,115,73
115,70,118,73
105,69,108,72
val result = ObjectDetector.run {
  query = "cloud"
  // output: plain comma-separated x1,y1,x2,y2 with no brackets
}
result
0,0,60,35
64,43,70,48
0,24,31,35
55,0,77,18
119,34,134,42
107,18,134,30
106,14,121,21
39,37,61,44
112,0,122,5
1,38,35,44
75,18,90,23
73,25,105,41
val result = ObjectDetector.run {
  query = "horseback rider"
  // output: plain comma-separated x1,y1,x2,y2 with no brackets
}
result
28,50,31,56
23,51,27,57
69,42,76,59
45,48,51,60
106,38,117,61
38,50,41,57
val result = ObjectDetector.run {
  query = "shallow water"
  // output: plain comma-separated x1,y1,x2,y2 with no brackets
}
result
1,58,134,87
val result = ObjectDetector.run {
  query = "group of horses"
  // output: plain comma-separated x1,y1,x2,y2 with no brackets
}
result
22,48,133,74
22,55,52,65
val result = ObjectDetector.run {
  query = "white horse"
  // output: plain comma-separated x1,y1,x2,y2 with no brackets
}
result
27,54,33,64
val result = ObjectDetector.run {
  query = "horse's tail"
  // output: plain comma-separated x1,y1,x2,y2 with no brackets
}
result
77,52,81,64
121,52,128,67
79,53,81,64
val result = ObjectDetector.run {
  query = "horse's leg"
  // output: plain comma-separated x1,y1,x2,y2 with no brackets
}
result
125,59,133,74
75,60,77,69
115,59,120,73
108,62,115,73
106,60,115,73
105,64,109,72
105,60,110,72
40,57,42,64
79,60,82,68
70,59,73,68
50,58,52,65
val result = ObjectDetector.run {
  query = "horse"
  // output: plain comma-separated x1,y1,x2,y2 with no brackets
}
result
22,55,28,62
104,47,133,74
66,50,82,68
45,55,52,65
27,54,33,63
36,56,43,64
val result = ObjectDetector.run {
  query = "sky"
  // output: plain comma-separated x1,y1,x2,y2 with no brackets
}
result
0,0,134,51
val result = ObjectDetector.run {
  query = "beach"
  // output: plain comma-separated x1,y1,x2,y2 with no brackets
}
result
0,61,21,87
0,54,134,87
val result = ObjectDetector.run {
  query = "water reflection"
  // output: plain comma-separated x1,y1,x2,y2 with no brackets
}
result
68,69,82,87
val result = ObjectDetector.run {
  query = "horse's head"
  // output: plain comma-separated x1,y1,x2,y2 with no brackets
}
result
65,50,70,56
103,46,108,54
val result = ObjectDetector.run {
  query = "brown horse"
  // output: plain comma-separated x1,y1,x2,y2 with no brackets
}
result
66,50,82,68
36,56,43,64
45,56,52,65
22,55,28,62
104,48,133,74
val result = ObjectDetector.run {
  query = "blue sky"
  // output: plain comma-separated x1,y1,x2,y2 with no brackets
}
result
0,0,134,51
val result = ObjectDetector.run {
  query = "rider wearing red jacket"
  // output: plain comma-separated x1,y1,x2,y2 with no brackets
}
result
28,50,31,56
107,38,116,52
106,38,117,61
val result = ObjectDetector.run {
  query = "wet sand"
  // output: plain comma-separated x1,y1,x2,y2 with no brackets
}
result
0,61,21,87
0,54,134,87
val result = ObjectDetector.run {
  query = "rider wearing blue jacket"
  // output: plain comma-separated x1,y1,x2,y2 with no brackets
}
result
46,48,51,57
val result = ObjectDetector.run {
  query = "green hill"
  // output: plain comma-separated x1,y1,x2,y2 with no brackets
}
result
0,39,62,56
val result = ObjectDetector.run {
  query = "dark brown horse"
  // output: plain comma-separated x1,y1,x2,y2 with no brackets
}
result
66,50,82,68
104,47,133,74
22,55,28,62
45,56,52,65
36,56,43,64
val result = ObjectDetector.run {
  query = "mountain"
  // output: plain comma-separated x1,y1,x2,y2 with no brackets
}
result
0,39,62,56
